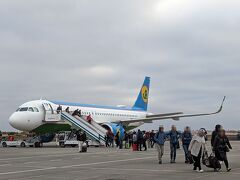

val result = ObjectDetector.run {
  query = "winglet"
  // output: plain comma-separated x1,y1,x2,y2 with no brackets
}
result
216,96,226,114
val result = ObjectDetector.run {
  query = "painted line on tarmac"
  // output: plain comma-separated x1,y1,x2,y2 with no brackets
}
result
0,156,155,176
50,159,62,162
0,164,11,167
0,167,58,176
0,151,117,161
23,161,37,164
87,167,184,173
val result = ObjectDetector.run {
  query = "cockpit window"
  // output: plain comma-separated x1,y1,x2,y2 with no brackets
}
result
33,107,39,112
28,107,34,112
16,108,20,112
19,107,28,111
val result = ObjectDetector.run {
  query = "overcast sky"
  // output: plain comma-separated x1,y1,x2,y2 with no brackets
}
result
0,0,239,131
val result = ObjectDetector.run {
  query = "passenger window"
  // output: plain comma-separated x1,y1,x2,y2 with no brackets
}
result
28,107,34,112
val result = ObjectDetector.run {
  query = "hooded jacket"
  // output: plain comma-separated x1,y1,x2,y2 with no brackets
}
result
189,135,206,157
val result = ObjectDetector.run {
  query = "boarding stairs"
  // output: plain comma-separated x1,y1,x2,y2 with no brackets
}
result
61,112,106,145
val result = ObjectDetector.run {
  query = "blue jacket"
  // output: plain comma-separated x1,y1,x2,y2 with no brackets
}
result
182,132,192,145
154,131,167,145
166,130,181,145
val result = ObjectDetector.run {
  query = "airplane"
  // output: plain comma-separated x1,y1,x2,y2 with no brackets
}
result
9,77,225,144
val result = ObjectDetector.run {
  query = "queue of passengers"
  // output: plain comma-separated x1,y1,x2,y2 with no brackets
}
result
153,124,232,173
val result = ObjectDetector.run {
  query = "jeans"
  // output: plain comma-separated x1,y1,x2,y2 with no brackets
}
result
193,155,201,170
183,144,190,161
170,143,177,161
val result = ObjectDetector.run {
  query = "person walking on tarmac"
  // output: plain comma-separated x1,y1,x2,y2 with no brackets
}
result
143,131,148,151
154,126,167,164
188,129,206,173
150,130,155,148
81,131,87,152
76,130,86,153
76,130,82,152
211,124,222,147
115,131,120,148
167,125,181,163
213,129,232,172
137,129,143,151
182,126,192,163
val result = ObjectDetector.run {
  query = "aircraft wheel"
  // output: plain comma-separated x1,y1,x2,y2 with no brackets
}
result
34,142,40,148
20,142,26,147
59,142,65,148
2,142,7,147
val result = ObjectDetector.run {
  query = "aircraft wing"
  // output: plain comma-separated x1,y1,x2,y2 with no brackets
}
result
120,96,226,124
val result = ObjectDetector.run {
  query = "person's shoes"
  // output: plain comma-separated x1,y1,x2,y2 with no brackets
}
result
214,169,219,172
170,160,173,163
79,151,82,153
193,167,197,171
172,160,176,163
196,169,204,173
185,160,189,164
159,161,162,164
227,168,231,172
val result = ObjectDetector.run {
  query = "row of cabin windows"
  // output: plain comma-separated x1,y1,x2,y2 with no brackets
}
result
81,111,137,118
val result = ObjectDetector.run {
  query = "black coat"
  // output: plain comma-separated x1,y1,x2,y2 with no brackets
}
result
211,131,218,147
213,135,232,160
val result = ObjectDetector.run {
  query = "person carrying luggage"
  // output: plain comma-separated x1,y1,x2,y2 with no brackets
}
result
182,126,192,163
154,126,167,164
76,130,82,153
188,129,206,173
213,129,232,172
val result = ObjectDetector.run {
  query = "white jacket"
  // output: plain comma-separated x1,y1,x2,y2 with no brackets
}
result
188,135,206,157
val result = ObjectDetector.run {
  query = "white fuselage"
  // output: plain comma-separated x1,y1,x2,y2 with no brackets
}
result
9,100,148,132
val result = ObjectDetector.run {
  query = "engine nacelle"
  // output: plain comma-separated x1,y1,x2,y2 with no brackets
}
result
102,123,125,140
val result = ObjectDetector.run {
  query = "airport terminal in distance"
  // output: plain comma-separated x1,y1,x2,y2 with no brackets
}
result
0,76,239,180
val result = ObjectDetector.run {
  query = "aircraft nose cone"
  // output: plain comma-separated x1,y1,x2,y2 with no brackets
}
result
9,113,18,128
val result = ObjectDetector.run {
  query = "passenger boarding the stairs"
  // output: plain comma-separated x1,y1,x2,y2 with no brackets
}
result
87,114,92,124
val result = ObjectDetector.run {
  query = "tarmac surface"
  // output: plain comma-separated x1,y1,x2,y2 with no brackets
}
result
0,142,240,180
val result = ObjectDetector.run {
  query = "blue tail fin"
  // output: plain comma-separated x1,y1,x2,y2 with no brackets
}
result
132,77,150,111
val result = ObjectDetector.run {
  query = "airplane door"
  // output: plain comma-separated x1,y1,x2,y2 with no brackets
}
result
42,103,61,122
